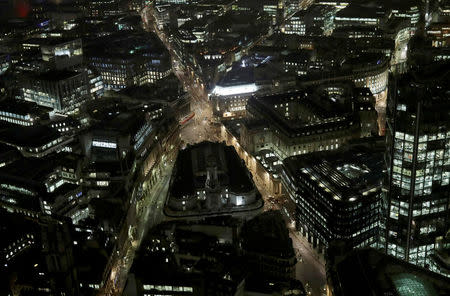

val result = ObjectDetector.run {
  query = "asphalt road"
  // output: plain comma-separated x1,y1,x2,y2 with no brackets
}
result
99,160,174,296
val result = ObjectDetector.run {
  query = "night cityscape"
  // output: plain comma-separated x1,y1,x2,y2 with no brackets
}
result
0,0,449,295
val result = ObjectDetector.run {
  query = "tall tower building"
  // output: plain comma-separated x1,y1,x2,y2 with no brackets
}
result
385,65,450,269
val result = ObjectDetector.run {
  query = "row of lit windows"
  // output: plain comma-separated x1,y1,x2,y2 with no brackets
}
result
395,131,450,142
143,285,193,292
4,233,35,260
0,115,33,126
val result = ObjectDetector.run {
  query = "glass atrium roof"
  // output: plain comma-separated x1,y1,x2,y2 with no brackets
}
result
392,273,438,296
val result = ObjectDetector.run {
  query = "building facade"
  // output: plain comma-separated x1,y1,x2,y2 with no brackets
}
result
244,89,363,160
282,142,385,253
385,69,450,271
22,70,91,115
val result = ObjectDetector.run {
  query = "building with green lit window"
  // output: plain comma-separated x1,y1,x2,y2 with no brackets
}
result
385,65,450,273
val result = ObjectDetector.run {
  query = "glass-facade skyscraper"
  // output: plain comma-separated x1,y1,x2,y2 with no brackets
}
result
385,68,450,269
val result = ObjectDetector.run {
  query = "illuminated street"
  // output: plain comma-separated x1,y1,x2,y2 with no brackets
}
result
290,229,327,296
99,7,221,296
227,139,327,296
99,159,174,296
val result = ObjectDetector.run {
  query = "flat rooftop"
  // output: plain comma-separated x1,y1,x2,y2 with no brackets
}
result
0,98,52,116
0,152,79,184
36,70,81,81
335,4,385,19
85,32,167,58
0,125,61,148
217,64,254,87
22,37,81,47
283,139,385,202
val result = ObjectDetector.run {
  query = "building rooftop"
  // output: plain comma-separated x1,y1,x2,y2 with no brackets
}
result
341,52,387,72
170,141,254,198
241,210,295,259
0,98,52,116
120,73,185,104
0,142,20,157
335,3,386,20
327,245,450,296
0,208,40,252
283,138,385,202
132,221,246,295
247,93,359,139
166,141,262,217
36,70,82,81
0,125,61,148
0,152,79,186
22,37,81,47
393,64,450,112
216,64,254,87
85,32,167,58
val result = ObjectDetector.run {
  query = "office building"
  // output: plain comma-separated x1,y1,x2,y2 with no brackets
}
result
281,140,385,253
284,11,306,35
385,65,450,271
0,125,72,158
40,38,83,70
0,98,51,126
1,208,79,295
426,23,450,47
0,53,10,75
130,220,245,296
86,33,171,90
389,1,420,25
210,65,258,119
88,0,122,17
244,86,363,160
21,70,91,115
283,5,335,36
333,3,387,29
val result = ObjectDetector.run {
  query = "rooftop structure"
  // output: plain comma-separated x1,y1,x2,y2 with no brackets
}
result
165,141,262,218
0,125,71,157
